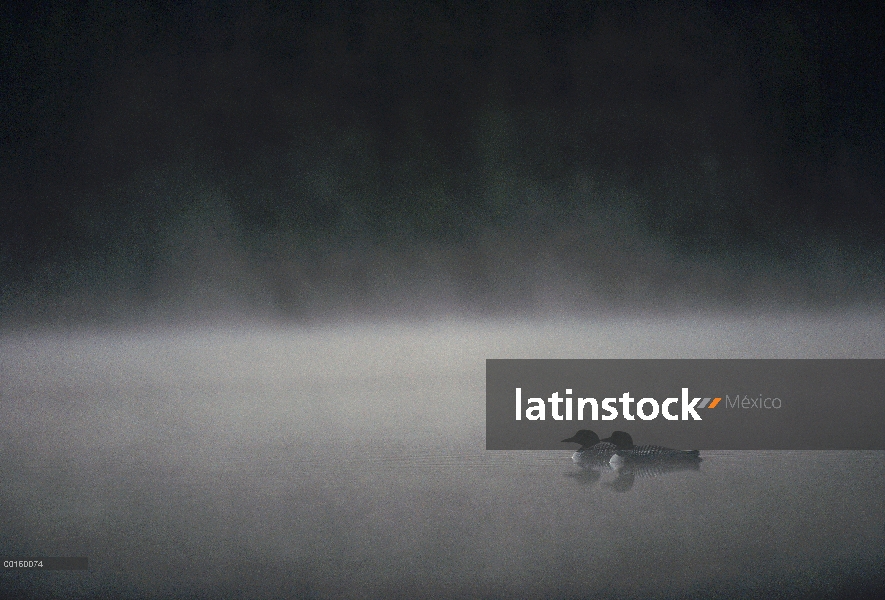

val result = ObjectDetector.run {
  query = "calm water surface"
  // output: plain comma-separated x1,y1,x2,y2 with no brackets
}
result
2,315,884,598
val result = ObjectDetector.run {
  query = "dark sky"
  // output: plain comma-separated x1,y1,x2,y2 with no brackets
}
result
1,1,883,323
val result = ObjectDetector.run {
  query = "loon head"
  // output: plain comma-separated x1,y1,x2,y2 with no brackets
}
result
561,429,601,448
601,431,634,450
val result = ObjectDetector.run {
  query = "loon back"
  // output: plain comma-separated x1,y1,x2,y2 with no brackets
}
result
623,445,701,459
601,431,700,459
609,453,703,477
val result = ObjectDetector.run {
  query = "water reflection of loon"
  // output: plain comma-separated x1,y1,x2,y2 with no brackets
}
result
562,430,702,491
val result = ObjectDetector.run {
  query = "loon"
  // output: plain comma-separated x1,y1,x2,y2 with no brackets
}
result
561,430,618,464
601,431,700,463
562,430,701,489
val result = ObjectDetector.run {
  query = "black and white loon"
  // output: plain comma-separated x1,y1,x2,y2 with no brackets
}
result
561,429,618,464
562,430,701,487
601,431,700,463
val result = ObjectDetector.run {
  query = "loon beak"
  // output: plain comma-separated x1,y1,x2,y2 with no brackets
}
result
561,435,579,443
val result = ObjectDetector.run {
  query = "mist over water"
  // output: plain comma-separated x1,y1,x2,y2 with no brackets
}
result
2,315,884,598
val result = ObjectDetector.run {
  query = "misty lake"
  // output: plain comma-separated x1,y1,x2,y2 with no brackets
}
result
2,313,884,598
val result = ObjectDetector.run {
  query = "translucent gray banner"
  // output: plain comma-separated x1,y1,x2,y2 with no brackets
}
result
486,360,885,450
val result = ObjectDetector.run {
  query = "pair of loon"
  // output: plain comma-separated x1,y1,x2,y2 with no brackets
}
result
561,430,700,465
